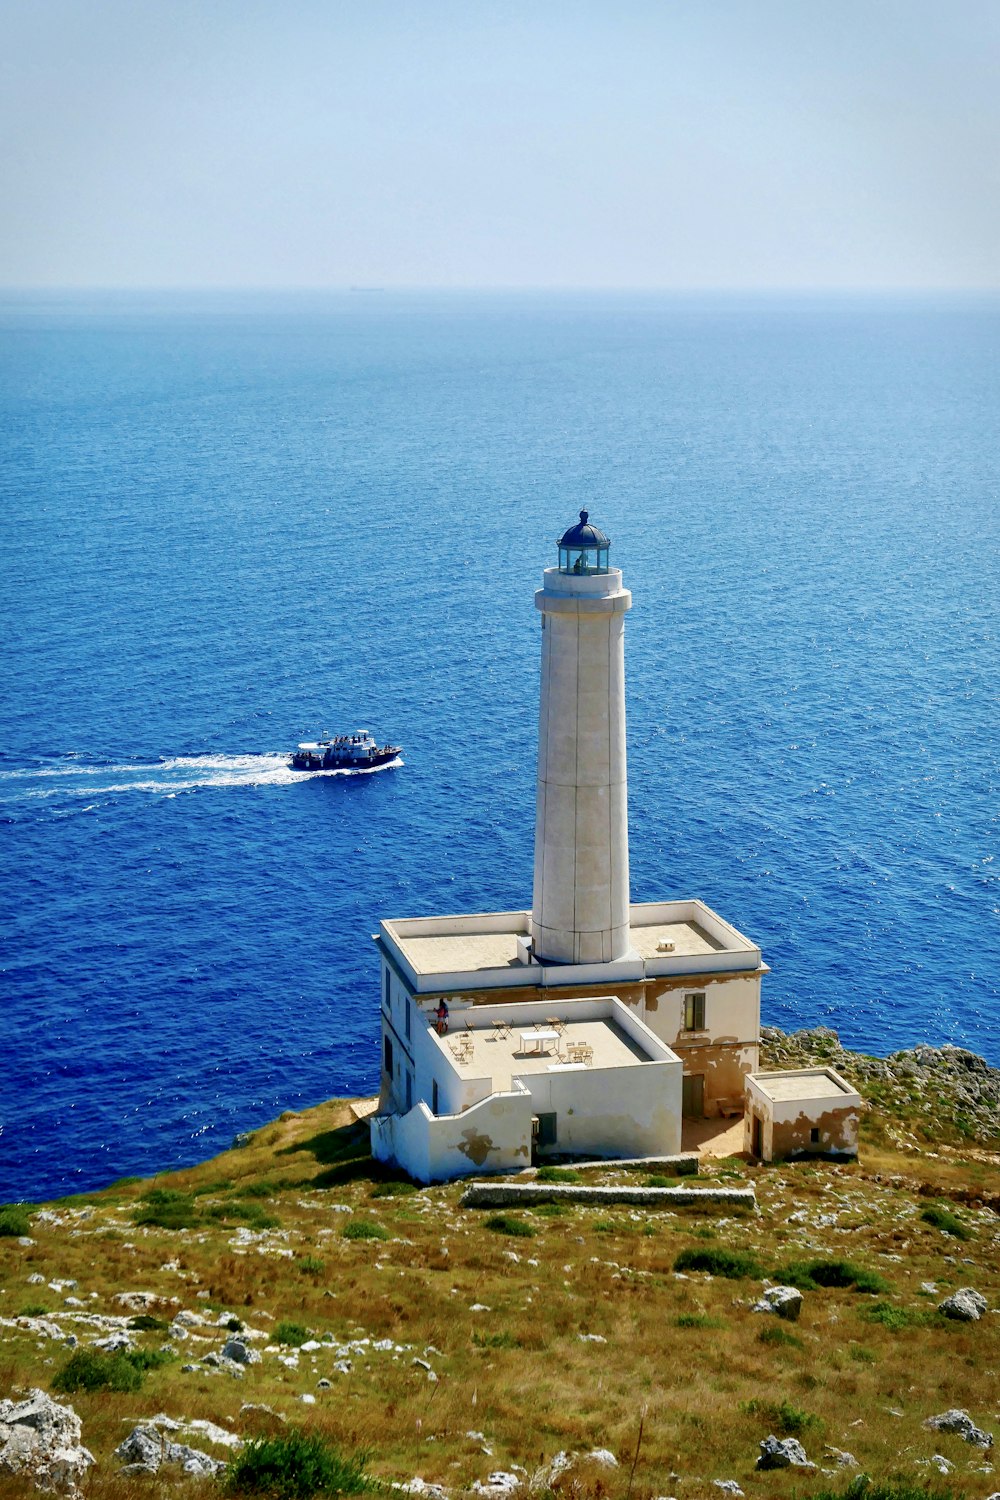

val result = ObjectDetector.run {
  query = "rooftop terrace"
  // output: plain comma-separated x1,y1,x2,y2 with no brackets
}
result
379,899,761,992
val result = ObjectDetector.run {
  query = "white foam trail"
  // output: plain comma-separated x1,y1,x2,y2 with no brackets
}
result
0,754,403,802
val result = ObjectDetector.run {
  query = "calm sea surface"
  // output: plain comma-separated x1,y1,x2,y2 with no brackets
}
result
1,290,997,1202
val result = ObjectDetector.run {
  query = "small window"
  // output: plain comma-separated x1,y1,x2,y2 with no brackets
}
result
383,969,391,1012
431,1079,439,1116
536,1112,557,1149
405,1071,413,1112
683,992,706,1030
810,1127,820,1145
404,996,411,1041
383,1035,393,1075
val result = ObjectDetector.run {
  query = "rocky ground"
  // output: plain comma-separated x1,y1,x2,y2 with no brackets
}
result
1,1029,998,1500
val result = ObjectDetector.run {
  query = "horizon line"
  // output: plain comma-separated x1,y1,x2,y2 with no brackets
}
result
2,282,999,297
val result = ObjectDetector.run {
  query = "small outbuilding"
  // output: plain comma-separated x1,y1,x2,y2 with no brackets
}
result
745,1067,861,1162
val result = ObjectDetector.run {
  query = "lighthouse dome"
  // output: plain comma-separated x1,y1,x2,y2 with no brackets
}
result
556,511,611,575
557,510,610,549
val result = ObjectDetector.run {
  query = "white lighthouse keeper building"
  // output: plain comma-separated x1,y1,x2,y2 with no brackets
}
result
532,512,634,966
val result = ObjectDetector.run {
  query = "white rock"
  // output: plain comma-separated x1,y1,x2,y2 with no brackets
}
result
757,1436,815,1470
0,1390,95,1496
300,1394,316,1405
752,1286,803,1321
712,1483,744,1497
471,1471,520,1496
94,1331,132,1354
222,1338,261,1366
577,1333,606,1344
183,1419,242,1450
113,1291,160,1311
939,1288,988,1322
924,1409,993,1448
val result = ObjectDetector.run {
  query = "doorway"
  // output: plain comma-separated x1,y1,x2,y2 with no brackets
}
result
682,1073,705,1118
751,1113,763,1159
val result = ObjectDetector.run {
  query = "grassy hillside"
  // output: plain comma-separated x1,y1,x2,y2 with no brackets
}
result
1,1030,998,1499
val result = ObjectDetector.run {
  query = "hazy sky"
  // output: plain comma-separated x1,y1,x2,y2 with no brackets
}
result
2,0,998,288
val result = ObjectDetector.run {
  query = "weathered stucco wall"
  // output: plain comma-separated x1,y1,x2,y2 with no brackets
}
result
745,1072,861,1161
370,1088,533,1184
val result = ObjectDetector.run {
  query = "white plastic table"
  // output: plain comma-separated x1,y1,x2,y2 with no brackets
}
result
520,1028,559,1055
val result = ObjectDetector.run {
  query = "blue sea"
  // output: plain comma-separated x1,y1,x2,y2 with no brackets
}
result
1,290,997,1204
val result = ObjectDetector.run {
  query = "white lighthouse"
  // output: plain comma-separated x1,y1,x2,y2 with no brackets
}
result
530,512,633,965
371,510,768,1183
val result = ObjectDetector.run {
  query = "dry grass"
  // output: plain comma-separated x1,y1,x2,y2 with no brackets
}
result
1,1099,998,1499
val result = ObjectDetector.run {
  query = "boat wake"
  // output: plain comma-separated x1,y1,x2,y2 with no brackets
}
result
0,753,403,806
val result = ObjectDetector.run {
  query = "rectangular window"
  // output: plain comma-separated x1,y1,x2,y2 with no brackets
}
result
383,1035,393,1076
683,992,706,1030
810,1127,820,1145
536,1112,557,1149
383,969,391,1013
405,1071,413,1112
404,996,411,1041
432,1079,439,1116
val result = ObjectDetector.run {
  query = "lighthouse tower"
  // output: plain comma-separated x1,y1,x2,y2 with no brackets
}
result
530,512,633,965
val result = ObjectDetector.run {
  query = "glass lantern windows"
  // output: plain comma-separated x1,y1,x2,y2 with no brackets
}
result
558,543,609,575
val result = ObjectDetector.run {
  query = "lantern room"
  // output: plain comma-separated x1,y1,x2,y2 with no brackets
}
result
557,510,611,575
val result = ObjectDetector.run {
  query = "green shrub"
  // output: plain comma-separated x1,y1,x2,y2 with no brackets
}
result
342,1219,389,1242
370,1180,418,1199
741,1397,819,1436
298,1256,325,1275
128,1314,167,1332
674,1247,762,1280
133,1188,199,1231
536,1166,582,1183
646,1175,670,1188
226,1317,245,1332
536,1204,568,1218
225,1429,374,1498
19,1303,49,1318
0,1206,32,1238
484,1214,535,1239
812,1479,959,1500
676,1313,725,1329
126,1348,174,1373
861,1301,933,1332
757,1325,804,1349
920,1204,970,1240
472,1330,521,1349
274,1321,310,1348
850,1345,877,1364
236,1180,278,1199
52,1350,142,1394
774,1258,889,1294
193,1178,235,1196
205,1202,281,1230
593,1219,620,1235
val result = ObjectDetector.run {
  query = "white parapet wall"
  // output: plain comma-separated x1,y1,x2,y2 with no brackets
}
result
370,1084,534,1184
372,995,683,1179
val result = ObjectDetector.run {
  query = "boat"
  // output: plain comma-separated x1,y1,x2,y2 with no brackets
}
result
289,729,402,772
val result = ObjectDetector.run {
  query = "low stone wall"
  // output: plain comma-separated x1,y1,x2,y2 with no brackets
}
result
460,1182,757,1209
562,1153,698,1175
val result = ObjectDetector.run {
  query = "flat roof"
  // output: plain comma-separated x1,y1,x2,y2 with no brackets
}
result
629,919,725,959
438,1014,654,1083
403,930,521,976
380,899,760,986
753,1069,856,1103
